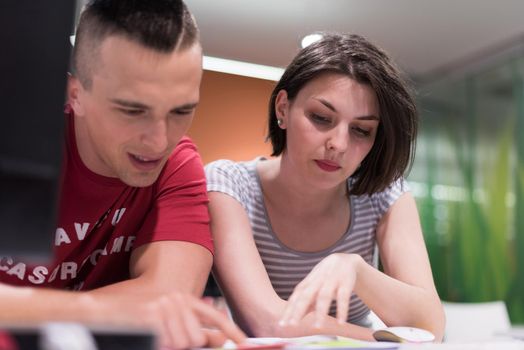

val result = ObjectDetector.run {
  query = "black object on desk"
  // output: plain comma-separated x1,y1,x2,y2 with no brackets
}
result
3,324,155,350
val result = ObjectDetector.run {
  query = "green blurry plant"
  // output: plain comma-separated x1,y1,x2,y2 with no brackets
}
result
415,67,524,323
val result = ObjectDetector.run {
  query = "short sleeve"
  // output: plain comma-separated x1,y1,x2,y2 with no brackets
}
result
205,159,252,212
134,137,213,254
370,177,410,217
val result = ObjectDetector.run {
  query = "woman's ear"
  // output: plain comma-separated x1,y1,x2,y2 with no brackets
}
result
274,89,289,128
67,73,86,117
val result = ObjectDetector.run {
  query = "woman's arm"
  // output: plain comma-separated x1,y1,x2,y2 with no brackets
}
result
208,192,374,340
366,192,445,339
280,193,445,341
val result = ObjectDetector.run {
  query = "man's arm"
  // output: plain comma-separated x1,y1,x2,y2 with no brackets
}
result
87,240,245,347
0,242,245,348
90,240,212,296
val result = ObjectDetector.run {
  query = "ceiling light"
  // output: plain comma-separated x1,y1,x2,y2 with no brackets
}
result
301,33,323,48
203,56,284,81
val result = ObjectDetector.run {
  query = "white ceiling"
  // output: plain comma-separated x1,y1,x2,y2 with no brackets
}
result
185,0,524,81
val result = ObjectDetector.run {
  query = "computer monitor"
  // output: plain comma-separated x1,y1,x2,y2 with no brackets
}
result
0,1,76,263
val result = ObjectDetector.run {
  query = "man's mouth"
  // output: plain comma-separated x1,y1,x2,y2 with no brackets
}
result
128,153,163,170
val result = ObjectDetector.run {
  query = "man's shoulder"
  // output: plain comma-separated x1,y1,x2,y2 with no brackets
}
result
171,136,198,156
154,136,205,187
166,136,201,167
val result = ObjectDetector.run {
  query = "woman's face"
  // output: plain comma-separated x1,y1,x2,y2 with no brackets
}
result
276,72,380,190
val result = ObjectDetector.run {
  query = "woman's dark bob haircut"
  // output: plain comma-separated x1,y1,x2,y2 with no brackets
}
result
267,33,417,196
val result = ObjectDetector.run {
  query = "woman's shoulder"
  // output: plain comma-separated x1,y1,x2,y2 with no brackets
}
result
350,177,410,216
205,157,265,207
374,177,410,214
349,176,409,197
378,177,409,197
205,157,264,191
205,158,260,177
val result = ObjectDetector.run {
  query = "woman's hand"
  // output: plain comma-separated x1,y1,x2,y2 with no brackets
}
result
279,253,363,328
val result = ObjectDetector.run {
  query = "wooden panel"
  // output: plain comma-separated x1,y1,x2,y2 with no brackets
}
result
188,70,275,164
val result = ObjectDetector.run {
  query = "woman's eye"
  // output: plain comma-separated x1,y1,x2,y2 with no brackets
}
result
310,113,330,124
352,127,371,137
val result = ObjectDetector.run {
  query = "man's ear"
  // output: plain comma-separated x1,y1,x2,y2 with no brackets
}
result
274,89,289,128
67,73,86,116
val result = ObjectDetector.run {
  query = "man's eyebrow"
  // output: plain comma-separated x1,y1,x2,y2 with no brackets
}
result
109,99,150,110
109,99,198,112
315,97,379,121
171,102,198,111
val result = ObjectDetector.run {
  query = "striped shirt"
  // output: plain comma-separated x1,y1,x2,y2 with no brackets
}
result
205,157,408,325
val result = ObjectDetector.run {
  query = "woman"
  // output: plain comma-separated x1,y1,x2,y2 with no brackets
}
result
205,33,445,341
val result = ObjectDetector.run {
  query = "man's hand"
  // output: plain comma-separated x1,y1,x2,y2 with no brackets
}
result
121,292,246,349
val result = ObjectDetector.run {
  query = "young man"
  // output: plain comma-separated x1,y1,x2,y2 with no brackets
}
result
0,0,245,348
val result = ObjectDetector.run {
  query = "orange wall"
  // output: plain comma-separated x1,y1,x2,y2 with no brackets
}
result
188,70,275,165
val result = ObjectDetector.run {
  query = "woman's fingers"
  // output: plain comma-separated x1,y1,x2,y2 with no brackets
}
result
336,285,351,324
314,279,338,327
280,279,317,325
280,254,357,327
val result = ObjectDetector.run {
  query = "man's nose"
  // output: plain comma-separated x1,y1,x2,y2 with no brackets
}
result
142,119,169,154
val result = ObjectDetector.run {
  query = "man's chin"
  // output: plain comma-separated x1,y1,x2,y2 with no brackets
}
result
120,172,159,188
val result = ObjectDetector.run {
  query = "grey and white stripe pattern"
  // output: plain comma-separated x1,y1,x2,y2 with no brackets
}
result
205,158,408,325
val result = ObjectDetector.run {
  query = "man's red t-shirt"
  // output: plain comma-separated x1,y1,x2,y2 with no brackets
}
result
0,111,213,290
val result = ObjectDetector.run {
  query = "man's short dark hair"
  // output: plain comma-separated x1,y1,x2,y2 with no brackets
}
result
71,0,199,89
267,33,417,196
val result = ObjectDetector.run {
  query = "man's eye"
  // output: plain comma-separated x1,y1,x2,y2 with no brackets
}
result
174,109,193,116
121,109,145,116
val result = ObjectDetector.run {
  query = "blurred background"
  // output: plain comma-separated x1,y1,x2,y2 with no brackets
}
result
74,0,524,324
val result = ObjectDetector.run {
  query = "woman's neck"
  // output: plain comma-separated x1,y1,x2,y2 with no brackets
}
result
257,156,351,252
258,157,348,218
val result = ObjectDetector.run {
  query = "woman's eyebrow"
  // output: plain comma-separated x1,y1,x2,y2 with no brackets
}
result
314,97,379,120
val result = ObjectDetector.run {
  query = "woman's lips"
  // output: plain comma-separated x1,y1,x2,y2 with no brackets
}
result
314,159,341,172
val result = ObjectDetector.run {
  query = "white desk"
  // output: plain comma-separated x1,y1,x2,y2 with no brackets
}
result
399,340,524,350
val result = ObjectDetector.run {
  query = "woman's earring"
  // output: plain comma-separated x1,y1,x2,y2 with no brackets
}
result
277,119,283,128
